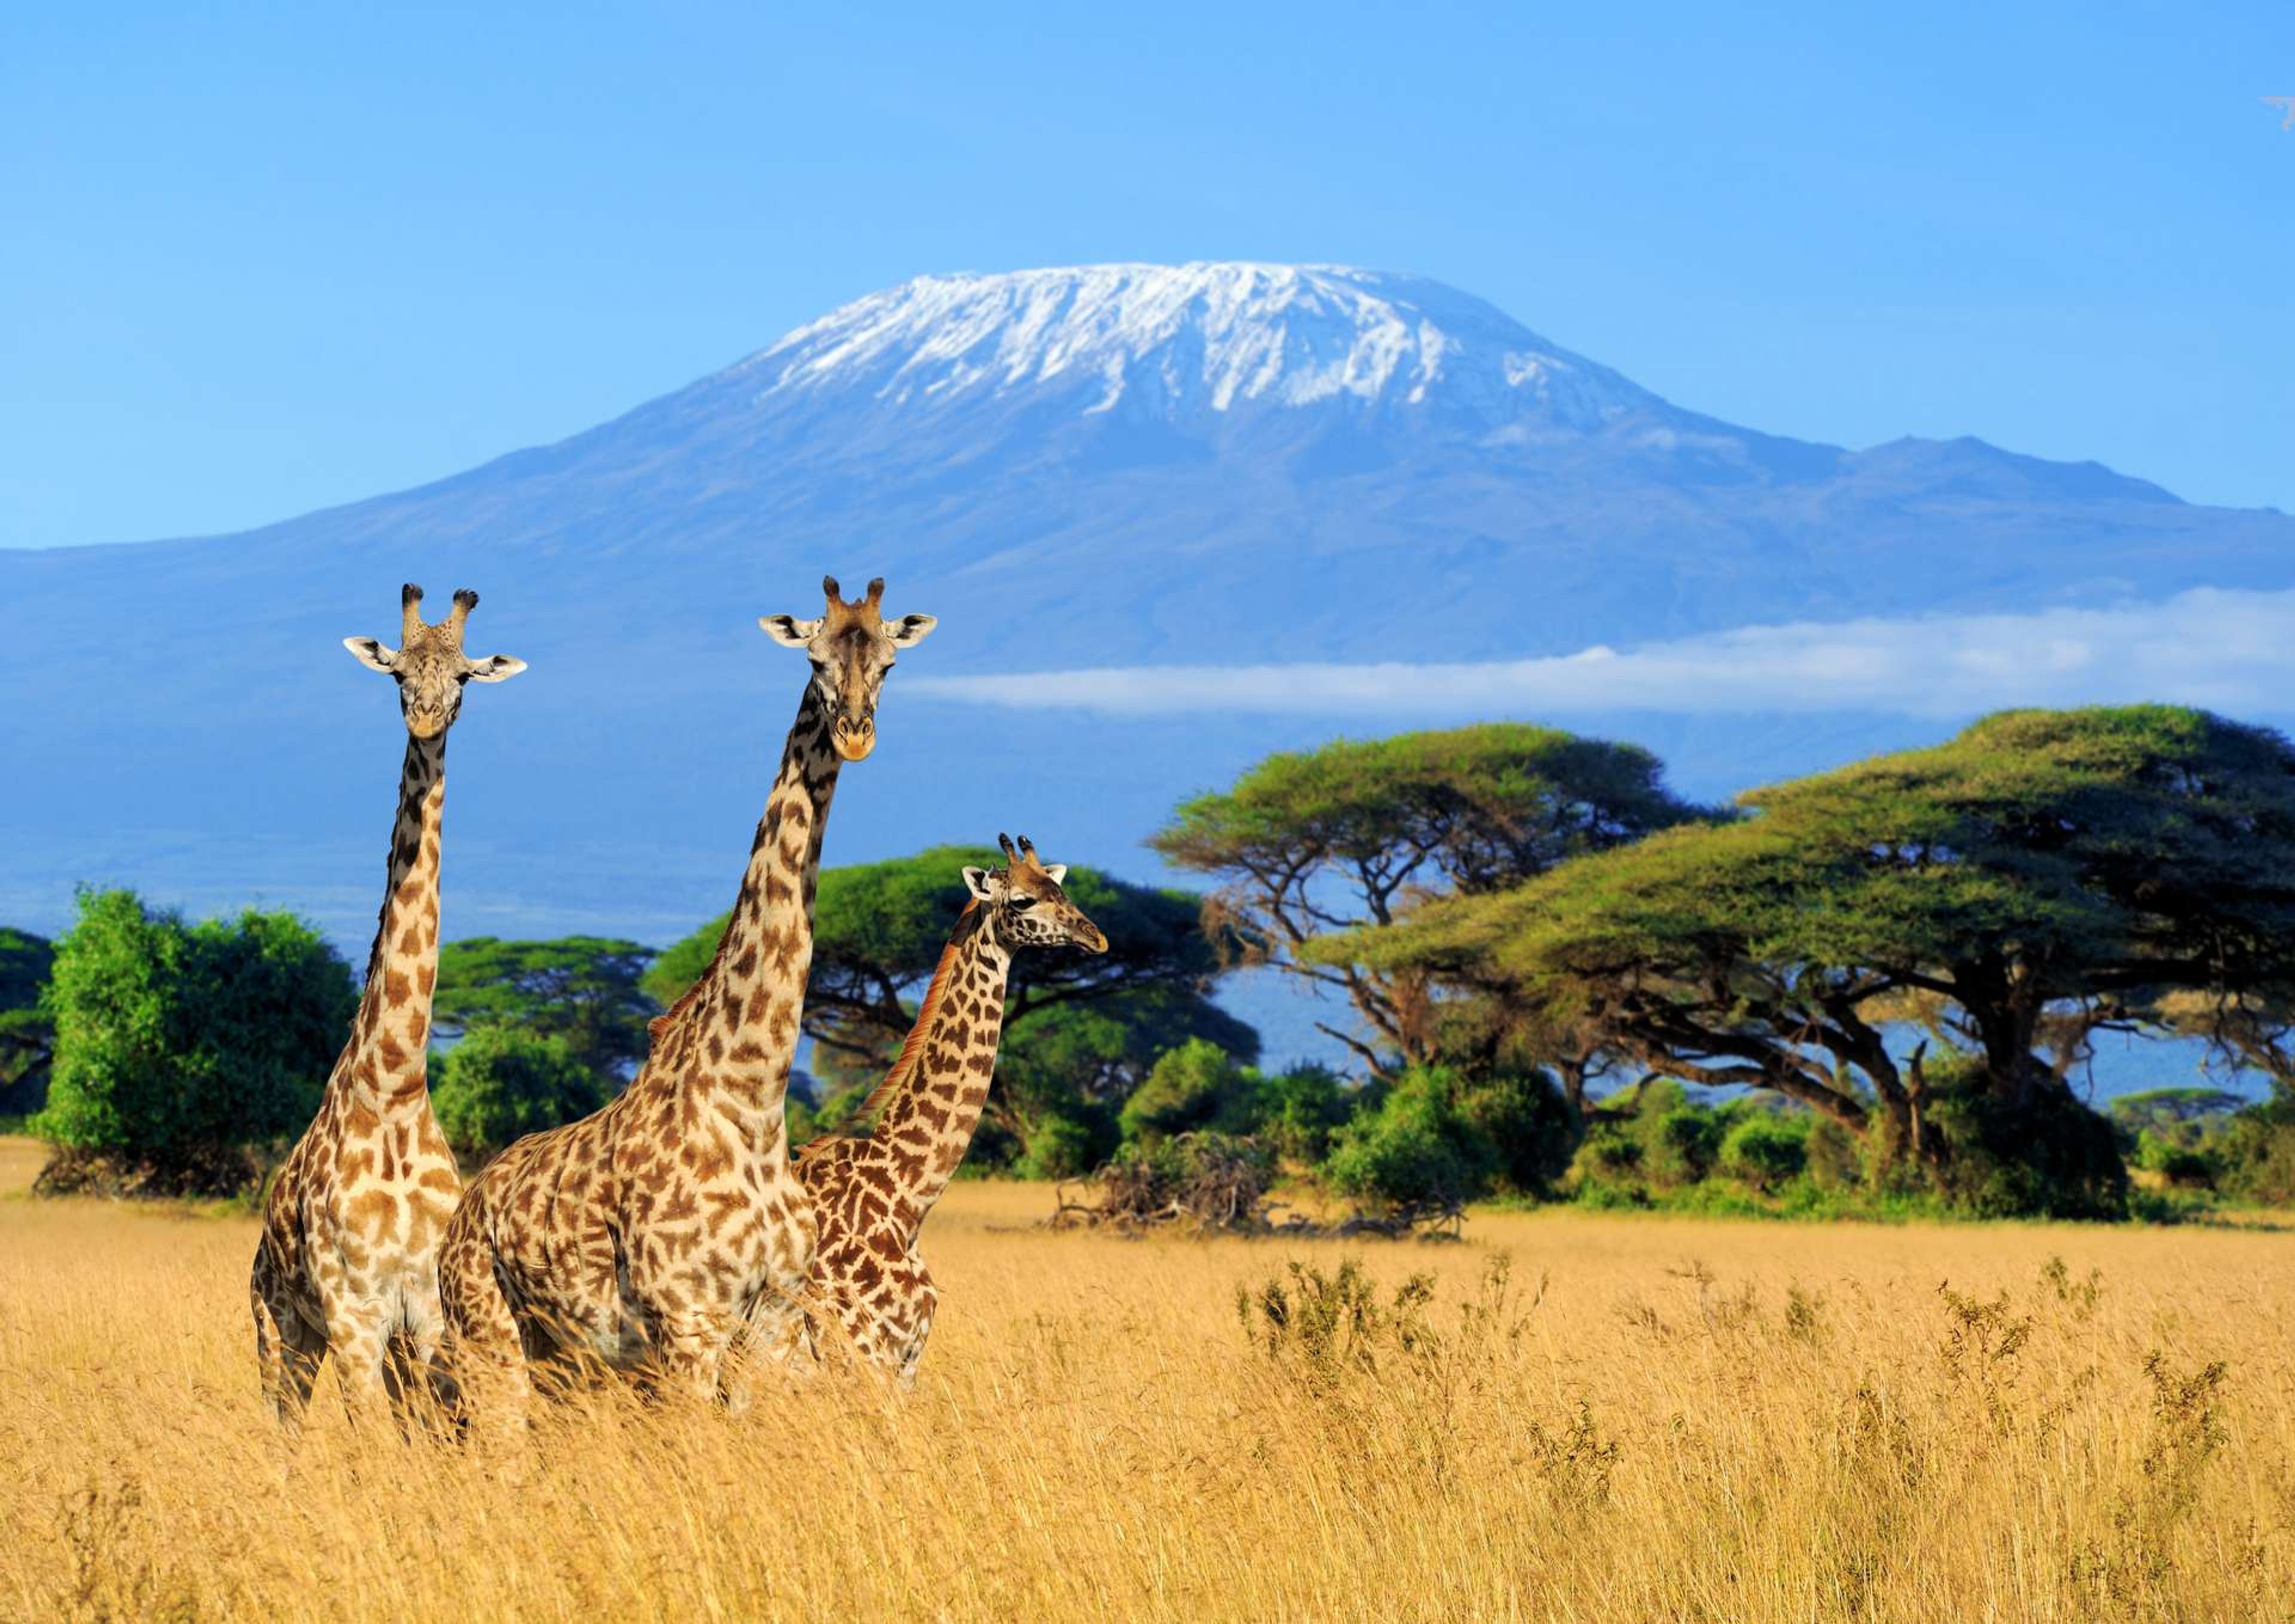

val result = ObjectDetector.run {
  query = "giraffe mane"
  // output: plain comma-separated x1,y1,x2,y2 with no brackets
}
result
648,924,733,1042
846,900,984,1129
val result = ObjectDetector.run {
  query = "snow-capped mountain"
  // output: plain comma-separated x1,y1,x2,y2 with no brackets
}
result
4,262,2290,970
741,263,1658,428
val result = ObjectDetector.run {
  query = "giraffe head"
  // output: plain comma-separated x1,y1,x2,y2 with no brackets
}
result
342,584,527,738
758,575,937,762
963,834,1110,954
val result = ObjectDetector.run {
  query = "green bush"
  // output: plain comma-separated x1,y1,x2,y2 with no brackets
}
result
1806,1116,1862,1190
2131,1128,2220,1188
2218,1090,2295,1206
32,889,353,1192
1918,1080,2128,1220
1249,1064,1356,1166
1319,1066,1499,1212
1718,1113,1809,1193
1455,1070,1577,1194
1119,1038,1256,1142
1646,1107,1724,1188
1017,1111,1105,1180
431,1023,608,1160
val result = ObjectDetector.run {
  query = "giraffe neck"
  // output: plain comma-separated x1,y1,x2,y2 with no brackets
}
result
864,905,1012,1239
339,732,447,1114
664,687,843,1107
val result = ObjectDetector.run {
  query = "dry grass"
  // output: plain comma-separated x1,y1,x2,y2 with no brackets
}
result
4,1144,2294,1622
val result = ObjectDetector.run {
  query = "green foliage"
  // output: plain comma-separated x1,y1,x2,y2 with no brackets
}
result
2129,1129,2218,1188
2108,1087,2250,1133
2217,1089,2295,1205
1647,1108,1724,1186
0,928,58,1115
1328,706,2295,1215
647,845,1231,1044
1014,1110,1104,1180
431,1022,609,1160
1718,1113,1810,1193
433,936,657,1083
1153,722,1717,1069
1805,1115,1862,1190
1116,1042,1367,1173
1248,1063,1354,1166
1320,1065,1503,1212
1119,1038,1259,1142
33,889,354,1187
1454,1068,1577,1194
1917,1080,2128,1220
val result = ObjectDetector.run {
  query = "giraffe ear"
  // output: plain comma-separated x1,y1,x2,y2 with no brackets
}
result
886,613,937,648
961,866,998,902
1040,864,1068,885
759,614,822,648
466,654,528,684
344,637,397,673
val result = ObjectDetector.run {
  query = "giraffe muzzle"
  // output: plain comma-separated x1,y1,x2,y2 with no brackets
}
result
831,713,876,761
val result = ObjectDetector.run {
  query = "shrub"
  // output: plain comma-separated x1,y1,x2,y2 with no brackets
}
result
1249,1063,1356,1166
33,889,353,1193
1645,1107,1724,1188
1806,1115,1862,1190
1119,1038,1255,1142
1718,1113,1809,1193
1069,1132,1274,1228
1016,1110,1105,1180
432,1024,608,1161
1319,1066,1498,1213
2131,1129,2219,1189
1455,1070,1577,1194
2218,1090,2295,1206
1919,1079,2128,1220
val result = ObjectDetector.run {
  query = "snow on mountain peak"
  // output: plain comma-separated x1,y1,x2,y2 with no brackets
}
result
738,262,1657,427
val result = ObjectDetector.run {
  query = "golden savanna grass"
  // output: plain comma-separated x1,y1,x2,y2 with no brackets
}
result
4,1140,2294,1623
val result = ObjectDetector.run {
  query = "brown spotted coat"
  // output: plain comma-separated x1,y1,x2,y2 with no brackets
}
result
439,578,934,1423
767,835,1106,1385
250,585,525,1434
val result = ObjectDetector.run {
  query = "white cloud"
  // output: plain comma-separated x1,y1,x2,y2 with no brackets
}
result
908,587,2295,719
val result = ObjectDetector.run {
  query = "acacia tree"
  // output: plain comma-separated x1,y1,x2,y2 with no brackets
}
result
1149,724,1715,1081
1324,707,2295,1201
644,845,1253,1164
433,936,657,1086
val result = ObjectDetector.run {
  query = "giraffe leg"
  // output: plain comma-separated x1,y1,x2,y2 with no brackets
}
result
439,1228,533,1453
251,1252,325,1438
328,1314,396,1435
390,1312,457,1435
651,1305,735,1404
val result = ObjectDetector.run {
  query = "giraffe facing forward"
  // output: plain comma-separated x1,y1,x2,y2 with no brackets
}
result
766,835,1105,1385
250,584,527,1435
439,577,934,1428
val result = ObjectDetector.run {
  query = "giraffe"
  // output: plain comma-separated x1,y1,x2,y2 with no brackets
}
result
438,575,935,1430
250,584,527,1436
761,834,1106,1386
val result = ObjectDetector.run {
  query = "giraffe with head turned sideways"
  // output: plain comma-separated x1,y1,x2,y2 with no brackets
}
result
439,575,935,1430
757,834,1106,1386
251,584,527,1435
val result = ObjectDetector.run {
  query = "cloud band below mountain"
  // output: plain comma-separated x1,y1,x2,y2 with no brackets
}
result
910,587,2295,719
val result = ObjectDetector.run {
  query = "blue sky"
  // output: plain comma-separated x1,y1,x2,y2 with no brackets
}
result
5,1,2291,549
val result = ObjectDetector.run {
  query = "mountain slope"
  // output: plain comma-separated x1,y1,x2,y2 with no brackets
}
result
4,261,2290,970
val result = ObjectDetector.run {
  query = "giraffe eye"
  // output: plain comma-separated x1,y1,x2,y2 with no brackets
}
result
1009,896,1036,911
